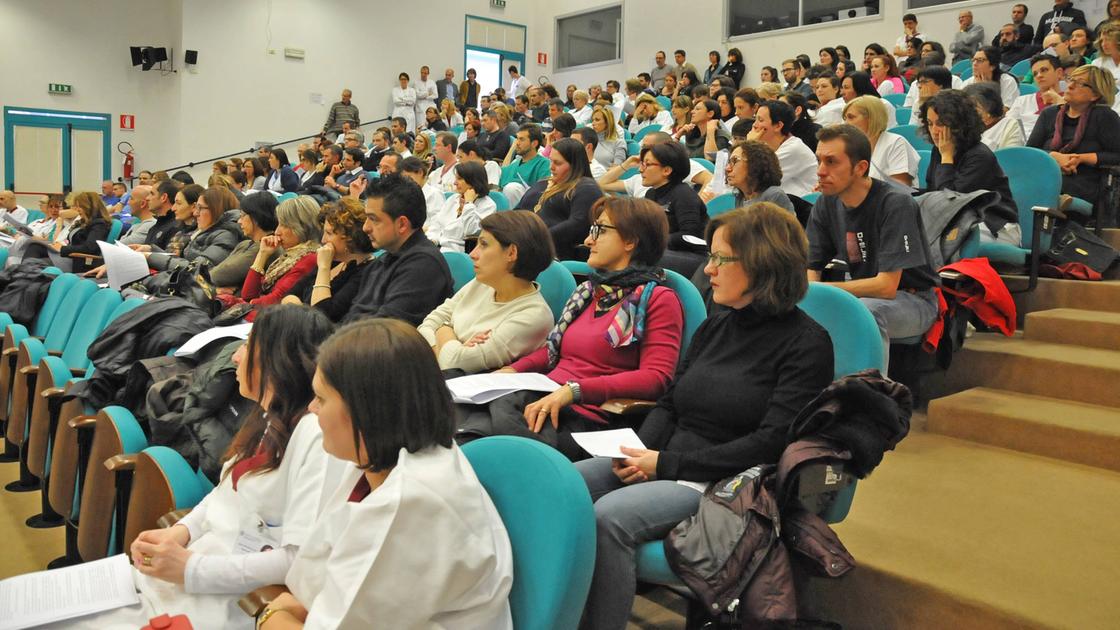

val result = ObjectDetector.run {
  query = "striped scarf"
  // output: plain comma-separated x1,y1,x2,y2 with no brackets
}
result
545,266,665,369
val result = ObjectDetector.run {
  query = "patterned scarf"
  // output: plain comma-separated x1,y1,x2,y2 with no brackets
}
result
262,241,316,291
545,265,666,369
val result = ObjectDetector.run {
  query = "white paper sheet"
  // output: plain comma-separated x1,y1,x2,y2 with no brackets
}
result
0,554,140,630
708,149,729,196
682,234,707,246
571,428,646,458
445,372,561,405
173,322,253,357
97,240,149,291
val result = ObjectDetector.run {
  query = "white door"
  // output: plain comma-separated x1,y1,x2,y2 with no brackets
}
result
70,129,105,192
12,126,63,208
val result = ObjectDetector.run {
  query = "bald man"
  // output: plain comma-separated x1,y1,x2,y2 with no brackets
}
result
950,10,985,64
0,190,29,225
323,88,360,140
436,68,459,108
118,185,157,244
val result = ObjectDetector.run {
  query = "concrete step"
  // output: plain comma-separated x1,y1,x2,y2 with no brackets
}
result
800,431,1120,630
1024,308,1120,351
944,334,1120,408
1002,276,1120,316
928,387,1120,472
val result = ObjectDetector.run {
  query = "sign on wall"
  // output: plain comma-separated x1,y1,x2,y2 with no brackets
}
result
537,52,547,65
119,114,136,131
48,83,73,95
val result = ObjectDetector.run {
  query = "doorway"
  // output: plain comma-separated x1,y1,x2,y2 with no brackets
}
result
464,15,527,99
3,107,111,207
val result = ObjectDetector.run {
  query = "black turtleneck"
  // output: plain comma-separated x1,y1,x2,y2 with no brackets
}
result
639,303,834,482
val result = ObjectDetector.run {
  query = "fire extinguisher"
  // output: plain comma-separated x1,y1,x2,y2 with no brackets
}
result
119,141,135,182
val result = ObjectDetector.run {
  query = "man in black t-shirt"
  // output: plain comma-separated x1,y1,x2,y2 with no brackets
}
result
807,125,939,371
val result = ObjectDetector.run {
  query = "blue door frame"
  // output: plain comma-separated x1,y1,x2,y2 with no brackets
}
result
3,106,112,193
464,15,527,80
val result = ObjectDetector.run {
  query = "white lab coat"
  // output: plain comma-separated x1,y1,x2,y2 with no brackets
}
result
392,86,418,132
285,445,514,630
426,193,498,252
413,78,439,123
49,415,339,630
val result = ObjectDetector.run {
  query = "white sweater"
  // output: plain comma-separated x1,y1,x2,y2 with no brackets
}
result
417,279,554,374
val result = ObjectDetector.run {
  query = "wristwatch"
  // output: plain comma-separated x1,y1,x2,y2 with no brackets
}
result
565,380,582,403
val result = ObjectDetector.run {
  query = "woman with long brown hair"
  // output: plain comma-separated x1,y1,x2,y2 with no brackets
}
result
52,191,111,258
514,137,603,259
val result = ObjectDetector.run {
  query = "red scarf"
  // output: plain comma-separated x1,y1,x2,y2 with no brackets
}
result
1049,105,1091,153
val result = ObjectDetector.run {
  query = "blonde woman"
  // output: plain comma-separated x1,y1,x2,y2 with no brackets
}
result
413,131,435,170
570,89,593,126
628,93,675,135
591,106,627,169
843,95,919,187
1092,24,1120,83
756,82,783,100
440,98,464,128
240,196,323,318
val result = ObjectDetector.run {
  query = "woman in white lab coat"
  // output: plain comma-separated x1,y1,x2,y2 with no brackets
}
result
48,305,337,630
392,72,418,133
254,318,514,630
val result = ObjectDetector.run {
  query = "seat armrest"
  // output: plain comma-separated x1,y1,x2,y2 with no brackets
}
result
104,453,137,472
18,364,39,375
47,350,63,357
157,508,193,529
1033,204,1066,221
600,398,657,415
67,415,98,430
238,585,291,617
41,386,67,399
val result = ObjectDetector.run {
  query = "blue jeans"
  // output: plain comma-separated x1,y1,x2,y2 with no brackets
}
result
861,288,939,372
575,457,703,630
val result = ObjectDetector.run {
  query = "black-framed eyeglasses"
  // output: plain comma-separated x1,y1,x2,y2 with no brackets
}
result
640,160,662,170
706,252,741,268
588,222,617,240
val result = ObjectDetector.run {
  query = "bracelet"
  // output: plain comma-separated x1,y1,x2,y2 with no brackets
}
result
257,606,296,629
313,284,331,290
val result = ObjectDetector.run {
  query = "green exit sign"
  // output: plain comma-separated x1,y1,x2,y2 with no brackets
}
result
48,83,73,95
490,0,506,8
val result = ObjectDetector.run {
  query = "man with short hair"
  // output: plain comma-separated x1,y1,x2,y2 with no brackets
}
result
748,100,818,198
478,109,512,161
427,132,460,192
807,125,939,371
436,68,459,107
100,180,120,206
305,145,344,193
323,89,360,140
413,65,438,125
378,152,402,177
650,51,671,90
399,156,446,218
457,140,502,188
513,95,533,125
1011,4,1035,44
528,87,548,121
0,190,29,225
363,130,390,172
390,117,408,138
144,180,182,250
995,23,1032,67
1034,0,1087,45
118,185,156,245
480,94,492,111
136,170,154,187
904,65,954,124
507,65,530,98
325,148,365,197
637,73,657,96
575,127,607,179
1008,54,1066,136
672,49,698,82
950,10,986,64
499,123,551,207
893,13,926,62
345,175,453,324
547,98,565,122
781,59,813,99
457,68,481,112
341,131,364,149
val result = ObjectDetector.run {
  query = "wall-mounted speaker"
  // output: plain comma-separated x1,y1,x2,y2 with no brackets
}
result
151,47,168,63
130,46,143,66
184,50,198,65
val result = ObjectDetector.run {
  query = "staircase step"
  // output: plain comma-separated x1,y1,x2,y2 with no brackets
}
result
1002,276,1120,316
1025,309,1120,350
944,334,1120,408
928,387,1120,472
800,432,1120,630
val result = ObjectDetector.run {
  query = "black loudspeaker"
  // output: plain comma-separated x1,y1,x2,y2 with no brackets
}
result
141,48,156,71
152,47,168,63
185,50,198,65
130,46,143,66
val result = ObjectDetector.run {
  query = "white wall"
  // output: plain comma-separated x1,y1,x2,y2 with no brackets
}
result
0,0,183,200
541,0,1098,89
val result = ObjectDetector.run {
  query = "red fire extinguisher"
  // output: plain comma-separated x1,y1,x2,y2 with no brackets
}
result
119,141,135,181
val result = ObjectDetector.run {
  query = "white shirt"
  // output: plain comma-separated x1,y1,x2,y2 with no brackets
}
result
412,78,438,107
775,135,819,198
623,160,705,198
570,105,592,127
590,159,607,179
508,74,531,97
871,132,920,186
903,74,965,108
285,445,514,630
427,161,460,192
483,160,502,188
813,98,846,127
426,192,498,252
422,184,446,221
961,73,1020,107
392,86,418,130
628,109,674,135
980,116,1026,151
1091,56,1120,83
1,205,29,226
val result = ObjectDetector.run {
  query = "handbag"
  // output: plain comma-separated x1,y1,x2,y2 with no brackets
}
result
137,261,221,316
1044,222,1119,273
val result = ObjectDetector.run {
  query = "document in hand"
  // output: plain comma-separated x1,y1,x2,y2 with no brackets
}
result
97,240,150,290
0,554,141,630
445,372,561,405
571,428,646,458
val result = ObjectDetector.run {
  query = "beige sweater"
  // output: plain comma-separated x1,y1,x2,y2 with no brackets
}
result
417,279,554,374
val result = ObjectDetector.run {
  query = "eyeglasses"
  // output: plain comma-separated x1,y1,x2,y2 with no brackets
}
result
639,160,662,169
706,252,741,268
727,156,745,168
1066,80,1092,91
588,222,617,240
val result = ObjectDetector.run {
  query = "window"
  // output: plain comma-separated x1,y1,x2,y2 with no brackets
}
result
906,0,967,8
727,0,880,38
556,5,622,69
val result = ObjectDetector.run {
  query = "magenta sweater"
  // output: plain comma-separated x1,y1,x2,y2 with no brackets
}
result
510,286,683,423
